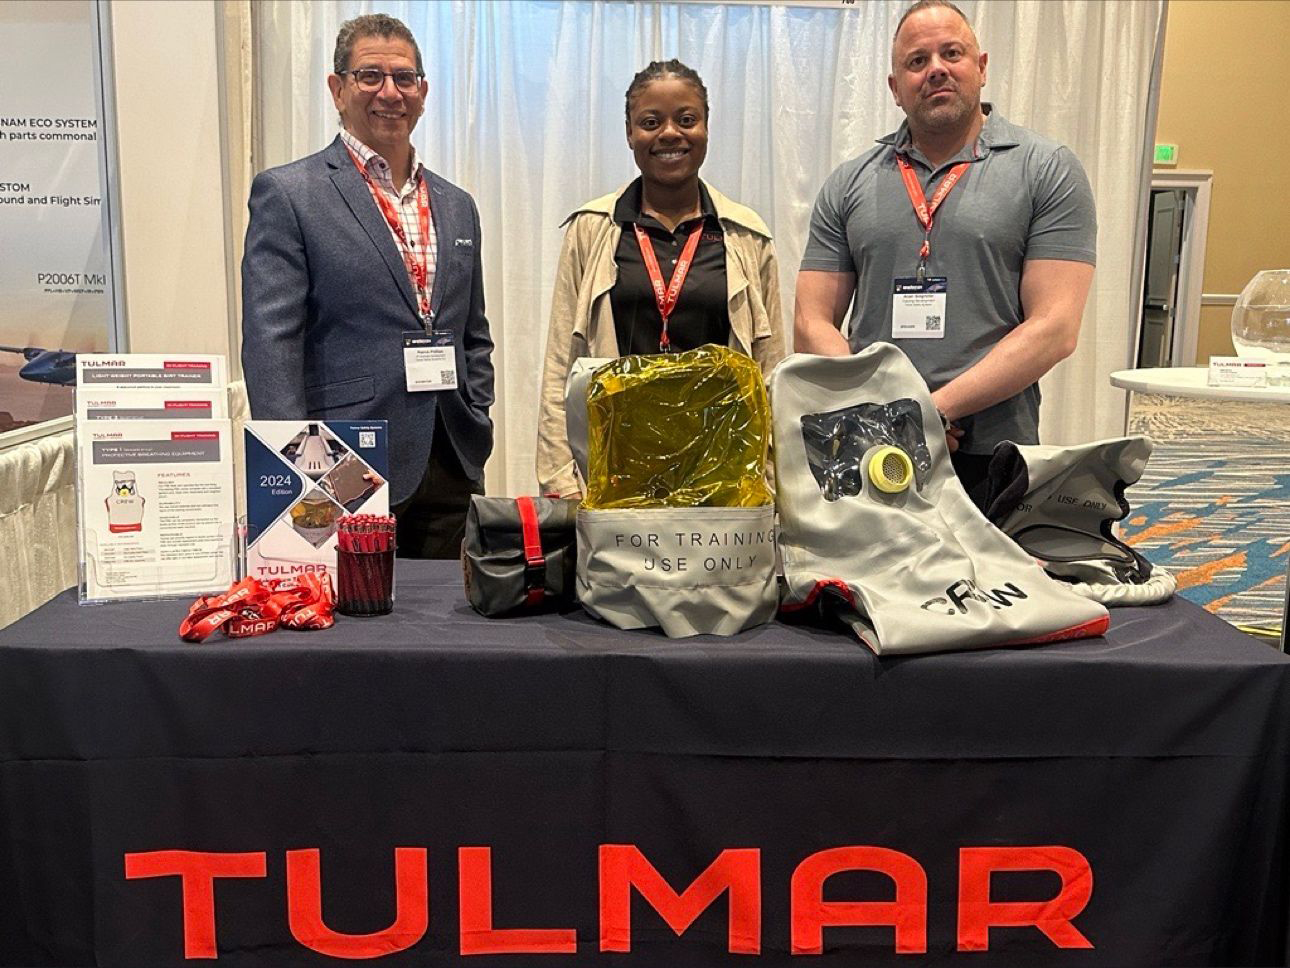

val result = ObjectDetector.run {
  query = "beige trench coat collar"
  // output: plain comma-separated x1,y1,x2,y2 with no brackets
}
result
561,180,772,358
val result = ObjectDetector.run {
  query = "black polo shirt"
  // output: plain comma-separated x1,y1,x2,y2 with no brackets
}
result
610,178,730,356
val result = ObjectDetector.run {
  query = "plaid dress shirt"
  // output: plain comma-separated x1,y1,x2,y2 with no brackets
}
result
340,128,439,312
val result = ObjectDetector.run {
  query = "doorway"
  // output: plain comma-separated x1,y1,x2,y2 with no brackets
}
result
1138,189,1186,368
1134,170,1213,368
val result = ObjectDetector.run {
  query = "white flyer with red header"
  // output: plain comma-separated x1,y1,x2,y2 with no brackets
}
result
77,419,236,602
74,353,235,603
75,387,228,421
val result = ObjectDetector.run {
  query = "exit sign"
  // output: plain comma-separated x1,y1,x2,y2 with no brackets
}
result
1154,143,1179,166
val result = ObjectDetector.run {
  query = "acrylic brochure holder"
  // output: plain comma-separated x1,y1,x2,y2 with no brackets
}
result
73,354,238,605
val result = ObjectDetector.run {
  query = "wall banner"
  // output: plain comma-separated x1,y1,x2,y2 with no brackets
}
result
0,0,111,433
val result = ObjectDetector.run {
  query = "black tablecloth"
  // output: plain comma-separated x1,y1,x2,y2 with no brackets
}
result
2,562,1288,966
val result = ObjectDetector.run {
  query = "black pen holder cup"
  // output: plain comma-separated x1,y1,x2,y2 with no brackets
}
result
336,548,395,617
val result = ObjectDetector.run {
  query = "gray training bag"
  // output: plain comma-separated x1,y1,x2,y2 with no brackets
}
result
983,436,1176,606
569,349,778,638
769,343,1109,655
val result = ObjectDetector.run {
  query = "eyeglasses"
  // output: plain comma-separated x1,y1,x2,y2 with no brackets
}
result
339,68,423,93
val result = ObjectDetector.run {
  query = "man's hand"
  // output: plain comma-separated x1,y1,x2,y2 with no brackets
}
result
944,422,964,454
794,270,857,355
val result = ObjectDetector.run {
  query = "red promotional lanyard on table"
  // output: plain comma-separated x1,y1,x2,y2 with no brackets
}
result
633,222,704,352
346,147,433,321
896,155,970,281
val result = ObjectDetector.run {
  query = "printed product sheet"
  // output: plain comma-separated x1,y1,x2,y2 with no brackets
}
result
78,419,235,602
75,387,228,421
76,353,228,389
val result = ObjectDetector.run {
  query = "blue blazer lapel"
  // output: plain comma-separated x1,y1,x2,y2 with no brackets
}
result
425,173,459,320
324,137,419,316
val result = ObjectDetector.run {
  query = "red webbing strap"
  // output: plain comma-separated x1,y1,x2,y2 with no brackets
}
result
516,496,546,607
179,574,335,642
180,578,273,642
274,573,336,630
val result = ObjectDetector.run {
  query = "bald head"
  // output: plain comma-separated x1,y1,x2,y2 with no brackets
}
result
888,0,987,144
892,0,977,70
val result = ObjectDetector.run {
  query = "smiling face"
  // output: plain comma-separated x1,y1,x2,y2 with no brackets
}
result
626,76,709,192
327,35,427,154
888,6,987,138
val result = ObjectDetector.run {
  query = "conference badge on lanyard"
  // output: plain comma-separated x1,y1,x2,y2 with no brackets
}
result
891,155,967,340
892,276,948,340
634,222,704,353
403,330,458,392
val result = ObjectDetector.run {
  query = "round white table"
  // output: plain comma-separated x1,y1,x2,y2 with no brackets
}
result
1110,366,1290,403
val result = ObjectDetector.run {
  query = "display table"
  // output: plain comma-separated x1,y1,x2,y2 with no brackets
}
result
1110,365,1290,403
2,561,1289,967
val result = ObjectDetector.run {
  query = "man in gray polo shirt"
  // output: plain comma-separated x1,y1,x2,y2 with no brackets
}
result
795,0,1096,507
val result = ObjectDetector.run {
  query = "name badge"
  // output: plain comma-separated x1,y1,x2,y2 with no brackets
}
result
892,277,947,340
403,330,458,392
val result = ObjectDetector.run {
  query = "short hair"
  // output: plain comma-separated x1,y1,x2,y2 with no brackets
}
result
624,60,710,125
892,0,975,49
333,13,424,76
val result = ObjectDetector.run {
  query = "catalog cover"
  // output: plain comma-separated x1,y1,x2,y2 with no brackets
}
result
78,420,236,602
244,420,389,585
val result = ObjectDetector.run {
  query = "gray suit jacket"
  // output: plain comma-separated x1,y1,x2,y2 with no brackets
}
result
241,135,494,504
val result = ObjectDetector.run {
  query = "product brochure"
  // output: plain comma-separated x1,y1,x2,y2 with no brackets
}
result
76,387,228,421
244,420,390,587
76,353,228,388
78,419,236,602
74,352,235,604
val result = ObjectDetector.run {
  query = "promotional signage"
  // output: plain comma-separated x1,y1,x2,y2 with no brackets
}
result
1,571,1282,966
244,420,389,587
1206,355,1290,388
120,842,1093,959
0,1,112,433
74,354,234,603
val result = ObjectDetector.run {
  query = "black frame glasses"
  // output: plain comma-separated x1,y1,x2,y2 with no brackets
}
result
339,68,423,93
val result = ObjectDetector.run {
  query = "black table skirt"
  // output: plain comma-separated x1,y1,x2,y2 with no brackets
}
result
2,561,1288,966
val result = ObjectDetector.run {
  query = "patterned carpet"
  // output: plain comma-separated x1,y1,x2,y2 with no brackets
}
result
1123,395,1290,630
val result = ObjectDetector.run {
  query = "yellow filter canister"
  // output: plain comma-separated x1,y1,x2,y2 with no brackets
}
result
867,446,914,494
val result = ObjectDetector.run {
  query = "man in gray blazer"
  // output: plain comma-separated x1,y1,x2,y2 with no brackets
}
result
241,13,493,558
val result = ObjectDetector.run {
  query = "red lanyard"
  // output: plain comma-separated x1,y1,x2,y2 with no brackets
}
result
633,222,704,352
896,155,970,280
346,147,433,321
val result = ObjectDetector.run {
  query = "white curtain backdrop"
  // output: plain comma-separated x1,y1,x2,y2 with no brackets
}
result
253,0,1164,496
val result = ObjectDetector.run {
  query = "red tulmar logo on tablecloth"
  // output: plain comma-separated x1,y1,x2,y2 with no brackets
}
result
122,843,1093,958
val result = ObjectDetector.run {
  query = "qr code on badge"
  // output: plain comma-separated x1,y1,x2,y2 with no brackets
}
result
440,370,455,385
358,431,376,448
925,314,942,331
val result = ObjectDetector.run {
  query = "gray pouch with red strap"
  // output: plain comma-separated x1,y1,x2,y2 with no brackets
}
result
462,495,578,617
